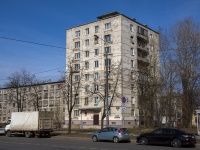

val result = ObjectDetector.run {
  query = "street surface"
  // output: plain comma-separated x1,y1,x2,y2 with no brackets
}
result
0,135,199,150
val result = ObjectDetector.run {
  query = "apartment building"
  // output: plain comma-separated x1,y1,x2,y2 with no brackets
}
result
66,12,160,127
0,81,65,125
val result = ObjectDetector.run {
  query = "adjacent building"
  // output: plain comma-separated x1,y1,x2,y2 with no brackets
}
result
0,81,65,125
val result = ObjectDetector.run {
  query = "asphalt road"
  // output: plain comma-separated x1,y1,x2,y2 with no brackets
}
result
0,135,199,150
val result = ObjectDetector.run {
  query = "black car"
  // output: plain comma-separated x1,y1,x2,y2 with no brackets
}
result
136,128,196,147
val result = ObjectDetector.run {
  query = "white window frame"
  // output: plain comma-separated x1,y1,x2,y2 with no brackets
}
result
85,74,89,81
94,60,99,68
75,41,80,48
74,110,79,116
85,51,89,57
85,61,89,69
104,34,111,42
131,60,134,68
94,49,99,56
85,39,89,46
75,52,80,59
131,48,134,55
95,26,99,33
94,97,99,104
94,72,99,80
85,28,89,35
105,23,111,30
104,46,111,53
75,30,80,37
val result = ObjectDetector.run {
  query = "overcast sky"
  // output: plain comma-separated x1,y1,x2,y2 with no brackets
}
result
0,0,200,87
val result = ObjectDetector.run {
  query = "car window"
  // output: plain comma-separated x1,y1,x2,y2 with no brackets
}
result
100,128,109,132
162,129,173,134
153,129,162,134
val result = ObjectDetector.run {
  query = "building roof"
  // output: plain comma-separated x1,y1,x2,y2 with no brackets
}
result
67,11,159,34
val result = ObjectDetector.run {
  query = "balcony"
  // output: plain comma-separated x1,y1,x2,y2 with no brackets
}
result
137,56,149,63
137,44,149,53
137,33,148,42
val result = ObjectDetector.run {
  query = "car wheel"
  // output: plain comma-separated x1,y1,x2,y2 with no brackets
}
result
92,135,98,142
25,132,32,138
171,139,182,147
113,136,119,143
6,130,11,137
139,137,148,145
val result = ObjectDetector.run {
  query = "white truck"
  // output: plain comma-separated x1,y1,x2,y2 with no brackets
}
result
5,111,54,138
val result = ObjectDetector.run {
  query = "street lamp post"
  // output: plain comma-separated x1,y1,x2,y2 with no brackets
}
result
94,35,109,127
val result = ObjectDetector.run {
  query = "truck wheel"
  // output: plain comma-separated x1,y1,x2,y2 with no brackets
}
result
25,132,32,138
6,131,11,137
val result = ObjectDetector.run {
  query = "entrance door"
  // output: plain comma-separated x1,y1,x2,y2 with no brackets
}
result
93,114,99,125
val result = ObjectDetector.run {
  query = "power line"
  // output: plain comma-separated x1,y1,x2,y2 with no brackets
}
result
0,66,66,81
0,36,66,49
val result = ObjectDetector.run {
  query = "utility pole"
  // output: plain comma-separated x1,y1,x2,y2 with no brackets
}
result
94,35,109,127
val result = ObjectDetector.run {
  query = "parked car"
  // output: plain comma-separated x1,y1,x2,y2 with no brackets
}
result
0,125,5,135
92,127,130,143
137,128,196,147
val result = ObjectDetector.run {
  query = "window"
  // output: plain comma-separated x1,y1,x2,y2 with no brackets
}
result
131,48,134,55
94,72,99,80
94,97,99,104
75,98,79,105
94,49,99,56
104,35,111,42
85,51,89,57
74,75,80,82
85,85,89,92
75,30,80,37
50,92,54,98
108,83,111,90
75,41,80,48
131,36,134,44
130,24,134,32
94,85,99,91
104,46,111,53
75,52,80,59
74,110,79,116
85,39,89,46
132,97,135,104
85,28,89,35
105,23,111,30
105,59,111,66
85,74,89,81
131,60,134,68
85,97,88,105
94,60,99,68
44,93,48,99
55,91,60,97
138,26,148,37
94,36,98,44
75,64,80,70
95,26,99,33
85,61,89,69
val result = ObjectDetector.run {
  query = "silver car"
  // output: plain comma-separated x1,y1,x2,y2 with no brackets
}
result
92,127,130,143
0,125,5,135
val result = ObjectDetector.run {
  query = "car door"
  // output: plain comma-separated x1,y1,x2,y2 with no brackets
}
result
98,128,109,140
147,129,163,144
161,129,175,144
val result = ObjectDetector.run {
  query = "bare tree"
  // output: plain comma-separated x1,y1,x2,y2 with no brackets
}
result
5,69,36,112
169,18,200,127
61,58,83,133
84,61,122,129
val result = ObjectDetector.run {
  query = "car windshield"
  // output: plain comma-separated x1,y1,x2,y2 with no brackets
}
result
173,129,188,134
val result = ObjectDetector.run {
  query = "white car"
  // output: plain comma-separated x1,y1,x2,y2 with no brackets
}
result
0,125,5,135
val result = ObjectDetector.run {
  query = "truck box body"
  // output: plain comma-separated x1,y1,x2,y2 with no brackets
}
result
11,111,53,131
